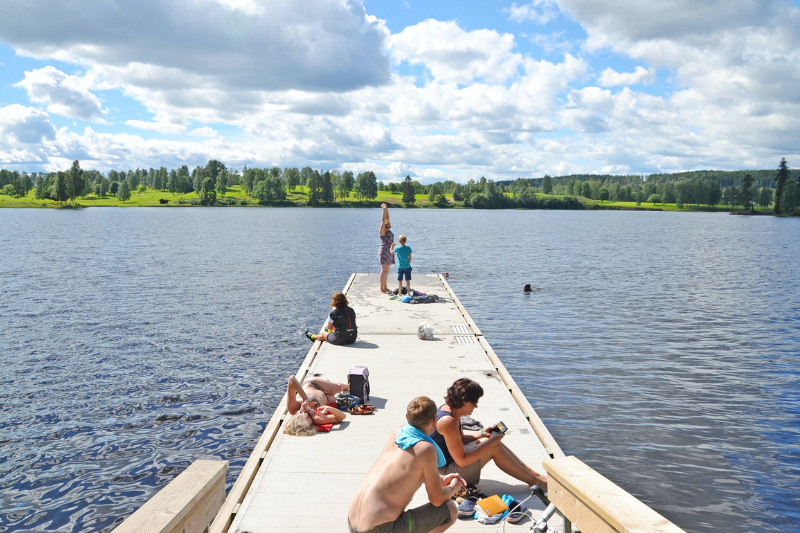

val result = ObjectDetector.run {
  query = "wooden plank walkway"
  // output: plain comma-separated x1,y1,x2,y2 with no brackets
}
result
227,273,564,532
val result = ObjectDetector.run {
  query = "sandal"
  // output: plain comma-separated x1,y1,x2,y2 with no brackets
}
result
348,404,376,415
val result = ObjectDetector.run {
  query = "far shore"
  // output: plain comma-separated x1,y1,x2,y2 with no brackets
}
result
0,185,785,215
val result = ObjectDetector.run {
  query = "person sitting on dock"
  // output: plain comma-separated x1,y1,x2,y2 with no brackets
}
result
283,375,347,435
348,396,464,533
431,378,548,491
305,291,358,345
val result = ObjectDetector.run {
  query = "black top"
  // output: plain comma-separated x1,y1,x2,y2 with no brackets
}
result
430,405,459,466
329,306,357,337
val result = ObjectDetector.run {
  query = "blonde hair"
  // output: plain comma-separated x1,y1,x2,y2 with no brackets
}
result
385,221,391,228
407,396,436,430
399,235,407,244
284,413,317,436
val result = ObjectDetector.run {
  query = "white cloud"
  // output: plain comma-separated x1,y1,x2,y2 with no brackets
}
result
0,104,57,144
187,126,219,137
389,20,522,84
505,1,560,24
597,66,656,86
125,121,186,135
14,66,105,121
0,0,390,93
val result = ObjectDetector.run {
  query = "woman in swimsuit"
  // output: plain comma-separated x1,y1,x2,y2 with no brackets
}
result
378,203,395,294
284,376,348,435
430,378,548,490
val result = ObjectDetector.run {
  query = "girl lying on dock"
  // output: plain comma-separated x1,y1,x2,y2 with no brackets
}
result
283,375,348,436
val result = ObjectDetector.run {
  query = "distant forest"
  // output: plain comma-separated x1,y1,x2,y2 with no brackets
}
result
1,158,798,214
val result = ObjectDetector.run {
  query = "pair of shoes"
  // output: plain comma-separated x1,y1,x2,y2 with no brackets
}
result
348,404,376,415
462,486,484,499
304,330,314,342
506,499,528,523
457,498,478,517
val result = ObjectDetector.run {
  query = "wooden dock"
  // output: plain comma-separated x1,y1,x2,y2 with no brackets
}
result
221,273,564,532
116,273,685,533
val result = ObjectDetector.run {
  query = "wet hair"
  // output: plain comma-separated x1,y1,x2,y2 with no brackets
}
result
523,284,532,292
331,291,348,309
385,221,391,229
284,412,317,436
445,378,484,409
399,235,407,244
407,396,437,430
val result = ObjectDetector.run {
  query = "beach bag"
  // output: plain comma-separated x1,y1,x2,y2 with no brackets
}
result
348,366,370,401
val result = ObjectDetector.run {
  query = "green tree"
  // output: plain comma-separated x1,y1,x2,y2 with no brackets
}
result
2,184,16,196
740,173,754,213
283,167,300,191
434,194,449,207
216,171,228,198
321,171,335,203
300,166,314,186
452,183,464,202
67,160,84,204
647,193,661,205
117,179,131,203
205,159,226,186
581,181,591,198
356,171,378,202
757,187,772,208
307,170,322,205
336,170,354,200
199,177,216,205
774,157,789,214
109,181,119,195
782,179,798,214
53,171,68,205
401,175,416,205
542,175,553,194
598,186,609,202
428,183,441,202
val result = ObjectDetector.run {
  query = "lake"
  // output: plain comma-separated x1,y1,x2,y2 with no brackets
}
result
1,207,798,532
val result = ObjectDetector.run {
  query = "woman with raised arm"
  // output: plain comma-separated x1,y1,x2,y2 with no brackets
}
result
378,203,395,294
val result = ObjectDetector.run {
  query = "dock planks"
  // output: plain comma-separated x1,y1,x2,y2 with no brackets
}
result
226,273,561,532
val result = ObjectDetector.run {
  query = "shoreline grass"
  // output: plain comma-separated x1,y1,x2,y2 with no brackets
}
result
0,187,779,214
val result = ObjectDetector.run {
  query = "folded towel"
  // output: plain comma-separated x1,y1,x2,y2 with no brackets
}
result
395,424,445,467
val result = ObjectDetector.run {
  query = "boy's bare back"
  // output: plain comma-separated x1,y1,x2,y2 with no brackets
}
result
348,427,435,530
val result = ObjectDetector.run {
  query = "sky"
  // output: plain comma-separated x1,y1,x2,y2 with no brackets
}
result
1,0,799,183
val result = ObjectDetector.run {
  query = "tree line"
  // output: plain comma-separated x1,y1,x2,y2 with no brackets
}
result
1,158,797,214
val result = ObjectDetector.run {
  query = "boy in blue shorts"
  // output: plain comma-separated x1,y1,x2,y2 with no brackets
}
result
392,234,413,296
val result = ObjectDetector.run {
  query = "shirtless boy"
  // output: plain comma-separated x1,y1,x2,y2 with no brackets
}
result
348,396,464,533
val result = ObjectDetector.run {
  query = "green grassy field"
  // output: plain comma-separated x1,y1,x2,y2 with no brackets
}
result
0,186,773,213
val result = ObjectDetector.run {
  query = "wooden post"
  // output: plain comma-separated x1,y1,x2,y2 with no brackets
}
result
543,456,685,533
113,460,228,533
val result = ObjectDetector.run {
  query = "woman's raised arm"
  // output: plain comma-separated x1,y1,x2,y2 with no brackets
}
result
379,203,390,235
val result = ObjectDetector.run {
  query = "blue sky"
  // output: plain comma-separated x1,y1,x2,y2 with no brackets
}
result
1,0,799,181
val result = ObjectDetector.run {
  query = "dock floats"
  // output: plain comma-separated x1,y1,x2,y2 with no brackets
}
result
116,274,685,533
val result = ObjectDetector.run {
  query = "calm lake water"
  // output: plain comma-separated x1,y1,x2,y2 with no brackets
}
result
1,208,798,532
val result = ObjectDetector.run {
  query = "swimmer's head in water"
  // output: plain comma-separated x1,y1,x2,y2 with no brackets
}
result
523,284,532,292
284,412,317,436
